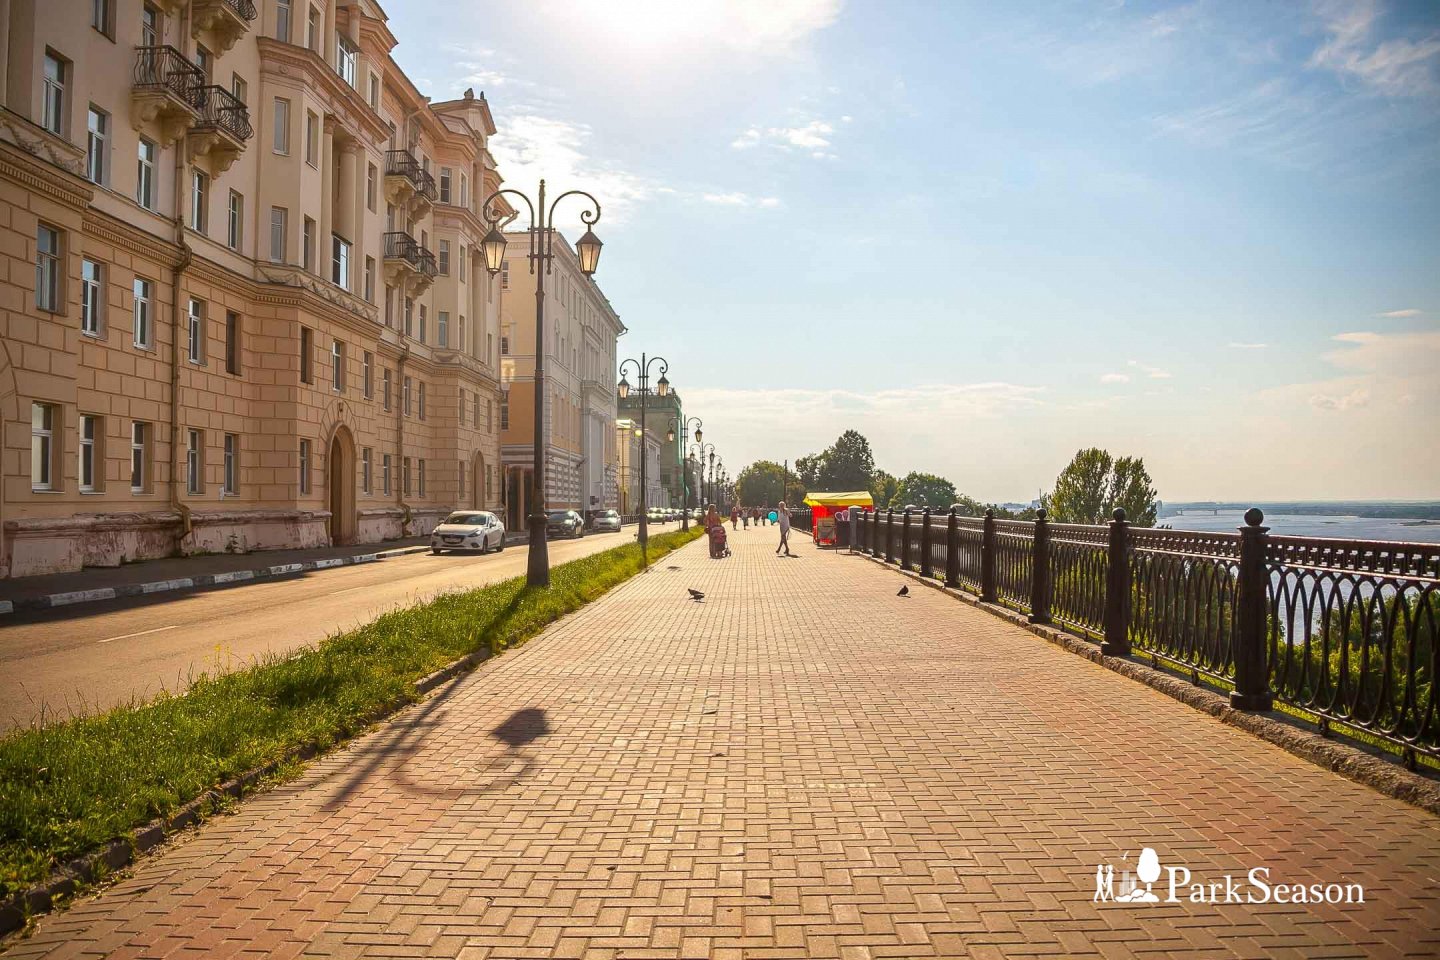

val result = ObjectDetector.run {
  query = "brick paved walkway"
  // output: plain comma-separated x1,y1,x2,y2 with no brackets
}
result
13,527,1440,959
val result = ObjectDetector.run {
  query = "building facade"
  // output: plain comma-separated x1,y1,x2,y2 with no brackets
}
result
614,416,661,518
0,0,509,577
498,230,623,530
617,387,690,509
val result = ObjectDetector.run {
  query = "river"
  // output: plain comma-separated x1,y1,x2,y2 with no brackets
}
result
1162,510,1440,545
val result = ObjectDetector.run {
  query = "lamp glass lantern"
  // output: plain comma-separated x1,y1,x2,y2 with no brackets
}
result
617,377,630,399
656,374,670,397
575,228,603,276
480,225,507,275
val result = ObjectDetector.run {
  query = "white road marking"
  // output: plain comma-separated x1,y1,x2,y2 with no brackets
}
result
98,625,178,644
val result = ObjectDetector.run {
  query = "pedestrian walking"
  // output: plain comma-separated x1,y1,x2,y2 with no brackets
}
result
730,505,739,530
776,502,795,557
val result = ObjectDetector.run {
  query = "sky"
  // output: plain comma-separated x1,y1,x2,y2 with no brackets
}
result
388,0,1440,503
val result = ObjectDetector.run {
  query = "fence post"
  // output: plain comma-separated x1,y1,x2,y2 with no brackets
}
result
900,508,913,571
871,510,882,558
1101,508,1131,656
980,508,997,603
945,507,960,588
919,507,934,578
1029,508,1052,624
1231,508,1273,711
884,508,896,564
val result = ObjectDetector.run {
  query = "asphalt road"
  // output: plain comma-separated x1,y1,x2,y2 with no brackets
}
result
0,529,642,732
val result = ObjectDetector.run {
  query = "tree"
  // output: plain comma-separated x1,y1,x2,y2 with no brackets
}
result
735,461,787,508
893,471,958,509
796,430,877,493
1045,448,1158,527
870,470,899,510
794,453,823,489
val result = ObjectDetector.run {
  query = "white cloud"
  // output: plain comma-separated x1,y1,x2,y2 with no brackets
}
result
1308,0,1440,98
1127,360,1172,379
1378,308,1422,317
539,0,842,58
1262,329,1440,414
732,119,838,155
701,192,781,208
1309,387,1371,410
1100,373,1131,384
1228,342,1268,349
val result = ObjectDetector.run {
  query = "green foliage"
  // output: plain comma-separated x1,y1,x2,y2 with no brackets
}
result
0,528,704,899
893,471,958,510
1045,447,1158,527
870,470,899,510
796,430,876,492
735,461,787,507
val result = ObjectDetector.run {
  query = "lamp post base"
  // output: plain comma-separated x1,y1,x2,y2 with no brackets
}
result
526,511,550,588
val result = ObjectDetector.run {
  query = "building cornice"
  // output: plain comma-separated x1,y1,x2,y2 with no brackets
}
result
82,208,184,269
258,39,391,144
0,125,91,209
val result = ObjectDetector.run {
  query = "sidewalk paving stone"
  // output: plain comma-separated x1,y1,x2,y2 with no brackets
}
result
8,526,1440,958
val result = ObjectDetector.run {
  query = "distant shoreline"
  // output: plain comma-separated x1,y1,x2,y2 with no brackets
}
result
1158,501,1440,522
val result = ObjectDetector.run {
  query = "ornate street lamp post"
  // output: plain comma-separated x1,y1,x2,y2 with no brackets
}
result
617,354,669,558
693,441,716,514
668,416,702,531
479,180,603,589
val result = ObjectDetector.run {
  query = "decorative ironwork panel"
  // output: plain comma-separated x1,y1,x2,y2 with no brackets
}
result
1049,528,1107,638
992,519,1034,612
953,518,984,593
1128,542,1239,681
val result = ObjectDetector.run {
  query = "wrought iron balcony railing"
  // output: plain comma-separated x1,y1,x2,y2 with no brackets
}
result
193,84,252,142
384,232,438,280
221,0,258,20
384,149,438,202
132,45,205,109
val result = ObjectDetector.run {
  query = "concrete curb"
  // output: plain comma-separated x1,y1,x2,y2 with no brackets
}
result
855,550,1440,819
0,545,431,616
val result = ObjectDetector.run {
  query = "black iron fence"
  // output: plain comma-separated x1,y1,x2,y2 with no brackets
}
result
385,149,438,203
856,506,1440,766
194,84,252,142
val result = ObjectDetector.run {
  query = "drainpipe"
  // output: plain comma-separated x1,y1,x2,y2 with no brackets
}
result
169,4,194,549
396,344,409,534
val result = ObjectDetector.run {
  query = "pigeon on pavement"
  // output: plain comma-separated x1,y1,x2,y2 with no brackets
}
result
688,588,705,601
897,585,909,597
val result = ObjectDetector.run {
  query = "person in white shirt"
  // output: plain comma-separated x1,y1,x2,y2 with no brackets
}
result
776,502,795,557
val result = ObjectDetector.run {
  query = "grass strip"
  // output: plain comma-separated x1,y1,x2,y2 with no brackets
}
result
0,527,703,899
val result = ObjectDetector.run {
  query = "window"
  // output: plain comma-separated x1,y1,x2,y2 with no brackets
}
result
418,459,426,498
404,298,413,337
133,277,153,349
331,339,344,392
299,325,312,383
500,335,509,356
402,456,411,496
225,311,240,374
86,107,108,184
303,217,315,271
384,287,393,327
438,311,449,348
195,45,212,81
78,415,105,492
500,261,509,289
227,190,244,250
276,0,291,42
459,389,466,423
273,97,290,154
382,368,391,410
231,74,247,105
438,239,449,275
186,429,203,494
42,53,65,136
364,256,375,302
459,245,466,282
187,298,205,363
362,447,372,494
336,34,358,86
331,235,350,287
136,138,156,209
402,376,411,416
418,304,427,343
299,439,311,493
458,315,466,351
142,4,161,46
269,206,287,262
368,73,379,109
439,168,451,204
418,382,426,420
35,224,60,312
81,259,103,336
190,169,207,232
460,172,468,208
500,393,509,430
223,433,238,494
362,351,373,398
366,162,377,211
32,403,56,490
381,453,392,495
484,397,491,429
130,421,149,492
458,462,464,499
306,5,320,51
305,110,318,165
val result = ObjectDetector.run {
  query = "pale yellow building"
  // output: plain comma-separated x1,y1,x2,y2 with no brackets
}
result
0,0,510,577
498,230,623,530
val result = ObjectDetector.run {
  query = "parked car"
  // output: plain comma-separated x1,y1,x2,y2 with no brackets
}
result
589,509,623,533
546,509,585,539
431,511,506,554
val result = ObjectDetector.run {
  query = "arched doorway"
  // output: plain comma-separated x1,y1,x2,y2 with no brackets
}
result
327,426,357,544
471,451,487,509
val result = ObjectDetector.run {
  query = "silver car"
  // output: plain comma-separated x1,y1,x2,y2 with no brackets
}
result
590,509,622,533
430,511,506,554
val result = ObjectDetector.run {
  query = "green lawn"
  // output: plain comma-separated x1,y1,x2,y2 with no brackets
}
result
0,527,703,899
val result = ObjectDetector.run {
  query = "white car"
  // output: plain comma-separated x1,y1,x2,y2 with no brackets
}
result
430,511,506,554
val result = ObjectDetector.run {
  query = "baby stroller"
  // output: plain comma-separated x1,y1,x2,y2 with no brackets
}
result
707,523,731,559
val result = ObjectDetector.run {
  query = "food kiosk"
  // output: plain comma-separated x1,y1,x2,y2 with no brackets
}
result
802,491,875,546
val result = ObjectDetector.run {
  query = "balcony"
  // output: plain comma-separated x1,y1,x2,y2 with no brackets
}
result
384,149,438,218
130,46,204,147
188,84,252,174
383,231,437,295
191,0,257,54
